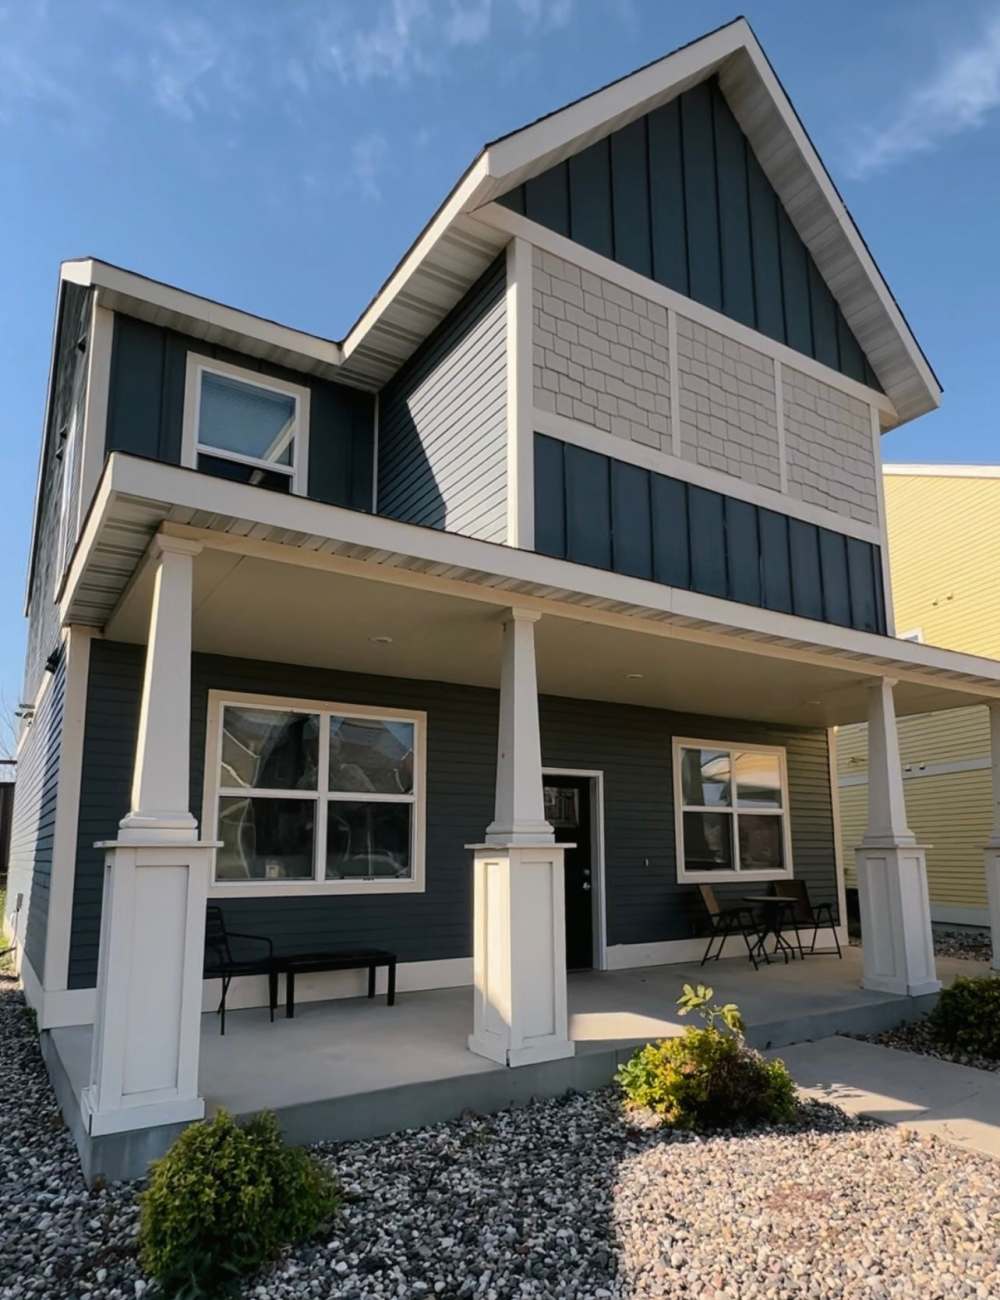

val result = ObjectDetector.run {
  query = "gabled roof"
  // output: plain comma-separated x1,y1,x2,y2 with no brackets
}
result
339,17,940,424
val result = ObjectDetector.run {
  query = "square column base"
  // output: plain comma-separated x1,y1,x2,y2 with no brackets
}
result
857,843,940,997
984,845,1000,971
83,840,216,1136
467,842,575,1068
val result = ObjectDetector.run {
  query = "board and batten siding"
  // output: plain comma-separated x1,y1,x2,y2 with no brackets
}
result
377,255,508,543
67,640,837,985
4,651,67,976
107,315,375,511
502,75,879,391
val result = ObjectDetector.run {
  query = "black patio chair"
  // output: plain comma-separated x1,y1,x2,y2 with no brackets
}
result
772,880,842,959
203,904,277,1035
698,884,767,970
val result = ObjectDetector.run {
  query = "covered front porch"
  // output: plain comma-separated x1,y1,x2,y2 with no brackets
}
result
52,460,1000,1178
47,945,988,1181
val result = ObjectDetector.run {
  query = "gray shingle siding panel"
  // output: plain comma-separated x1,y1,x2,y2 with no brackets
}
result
7,650,67,976
377,255,508,543
23,283,92,704
68,641,837,986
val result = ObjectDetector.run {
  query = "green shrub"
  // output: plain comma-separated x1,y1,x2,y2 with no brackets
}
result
616,983,797,1131
929,974,1000,1058
139,1109,340,1298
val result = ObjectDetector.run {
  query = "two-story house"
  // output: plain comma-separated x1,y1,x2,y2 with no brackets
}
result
8,18,1000,1177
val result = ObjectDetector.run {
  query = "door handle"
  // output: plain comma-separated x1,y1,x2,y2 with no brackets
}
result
582,882,591,891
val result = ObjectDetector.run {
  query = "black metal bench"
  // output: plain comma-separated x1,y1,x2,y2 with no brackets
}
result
203,904,278,1035
278,949,398,1018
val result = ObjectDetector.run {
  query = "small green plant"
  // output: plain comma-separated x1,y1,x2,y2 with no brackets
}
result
139,1109,340,1298
929,974,1000,1059
616,984,797,1131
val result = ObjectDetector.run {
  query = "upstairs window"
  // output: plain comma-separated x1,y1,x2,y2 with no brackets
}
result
673,738,793,883
182,355,310,495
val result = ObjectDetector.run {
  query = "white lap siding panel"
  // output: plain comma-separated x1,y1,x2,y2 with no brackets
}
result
783,366,879,528
377,257,508,544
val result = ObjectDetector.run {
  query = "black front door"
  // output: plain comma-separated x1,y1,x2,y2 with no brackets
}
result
543,776,594,970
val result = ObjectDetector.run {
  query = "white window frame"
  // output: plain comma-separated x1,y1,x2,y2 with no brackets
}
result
203,690,426,897
181,354,311,496
672,736,794,884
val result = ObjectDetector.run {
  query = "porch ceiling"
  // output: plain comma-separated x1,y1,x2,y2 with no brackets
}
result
66,457,1000,729
106,544,989,730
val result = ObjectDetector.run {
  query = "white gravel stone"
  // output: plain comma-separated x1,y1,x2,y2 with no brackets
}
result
2,974,999,1299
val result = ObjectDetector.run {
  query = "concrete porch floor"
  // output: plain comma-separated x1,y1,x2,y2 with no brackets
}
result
48,948,987,1181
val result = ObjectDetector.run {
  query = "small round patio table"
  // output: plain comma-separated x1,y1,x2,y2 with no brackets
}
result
742,894,800,965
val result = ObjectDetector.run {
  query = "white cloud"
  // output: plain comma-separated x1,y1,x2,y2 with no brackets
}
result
850,11,1000,177
351,129,390,200
326,0,433,86
514,0,574,30
446,0,493,47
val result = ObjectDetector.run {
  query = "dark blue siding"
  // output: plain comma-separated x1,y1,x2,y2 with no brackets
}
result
536,433,886,635
500,75,879,389
107,316,374,512
66,641,838,983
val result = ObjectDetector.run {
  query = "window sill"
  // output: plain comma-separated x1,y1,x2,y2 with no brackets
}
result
677,868,794,885
208,879,425,898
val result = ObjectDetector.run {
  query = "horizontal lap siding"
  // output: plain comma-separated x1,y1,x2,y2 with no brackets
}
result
68,642,837,984
541,699,837,945
377,256,507,543
6,654,66,975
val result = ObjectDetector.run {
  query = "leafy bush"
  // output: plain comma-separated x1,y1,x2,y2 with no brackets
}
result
139,1109,340,1298
929,974,1000,1058
616,983,797,1131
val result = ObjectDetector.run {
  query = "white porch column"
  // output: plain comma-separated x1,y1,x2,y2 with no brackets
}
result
81,534,217,1138
856,678,940,996
468,609,574,1067
984,701,1000,970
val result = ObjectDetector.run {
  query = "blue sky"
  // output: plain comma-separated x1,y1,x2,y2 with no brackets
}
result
2,0,1000,712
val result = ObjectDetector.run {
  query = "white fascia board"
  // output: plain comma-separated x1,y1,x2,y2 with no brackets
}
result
884,464,1000,479
735,41,940,408
479,21,745,190
61,259,343,376
71,453,1000,703
340,156,493,366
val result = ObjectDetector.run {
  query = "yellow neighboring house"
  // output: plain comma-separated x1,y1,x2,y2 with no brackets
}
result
839,465,1000,927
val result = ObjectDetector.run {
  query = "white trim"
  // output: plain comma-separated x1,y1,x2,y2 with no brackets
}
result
898,628,924,644
533,404,883,545
61,258,343,375
67,456,1000,705
180,354,311,497
606,929,847,970
79,303,114,526
870,403,895,636
929,904,990,928
828,727,848,939
774,359,788,495
543,767,608,971
667,307,681,458
478,203,896,420
883,463,1000,479
202,690,427,896
672,736,794,884
505,238,535,548
43,627,95,992
10,949,98,1028
203,956,473,1013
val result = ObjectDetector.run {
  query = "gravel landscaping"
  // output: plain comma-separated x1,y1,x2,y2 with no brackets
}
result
933,928,994,964
857,1017,1000,1074
4,972,1000,1300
